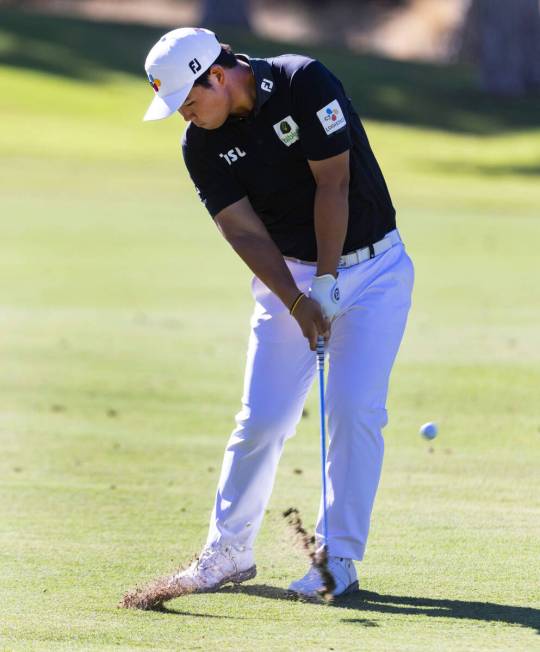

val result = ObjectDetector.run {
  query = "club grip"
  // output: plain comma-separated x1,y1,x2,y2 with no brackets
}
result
316,336,325,370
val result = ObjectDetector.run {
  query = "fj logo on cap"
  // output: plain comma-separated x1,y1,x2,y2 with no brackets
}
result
273,115,299,147
189,58,202,74
316,99,346,135
261,78,273,92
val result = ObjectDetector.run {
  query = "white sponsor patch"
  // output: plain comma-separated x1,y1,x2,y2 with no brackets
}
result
316,99,346,135
273,115,300,147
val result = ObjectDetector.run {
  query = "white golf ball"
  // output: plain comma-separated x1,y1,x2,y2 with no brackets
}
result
420,422,438,440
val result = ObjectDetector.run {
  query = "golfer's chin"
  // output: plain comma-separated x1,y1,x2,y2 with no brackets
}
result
194,116,227,130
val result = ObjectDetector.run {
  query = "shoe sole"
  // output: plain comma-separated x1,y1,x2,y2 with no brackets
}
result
288,579,359,600
200,565,257,593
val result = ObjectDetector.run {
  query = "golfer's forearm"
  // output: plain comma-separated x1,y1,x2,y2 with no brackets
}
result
314,185,349,277
226,232,301,309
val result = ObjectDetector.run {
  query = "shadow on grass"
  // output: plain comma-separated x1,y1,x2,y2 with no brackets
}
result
153,604,240,619
1,8,540,134
218,584,540,634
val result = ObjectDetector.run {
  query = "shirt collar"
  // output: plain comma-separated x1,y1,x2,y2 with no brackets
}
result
229,54,275,121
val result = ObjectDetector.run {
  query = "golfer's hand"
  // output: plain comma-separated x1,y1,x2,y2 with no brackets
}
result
292,296,330,350
309,274,341,321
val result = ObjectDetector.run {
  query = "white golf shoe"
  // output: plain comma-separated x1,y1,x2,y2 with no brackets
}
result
169,541,256,593
288,556,359,598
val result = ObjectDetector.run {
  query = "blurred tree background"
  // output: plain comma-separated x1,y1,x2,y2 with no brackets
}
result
462,0,540,95
2,0,540,97
203,0,540,96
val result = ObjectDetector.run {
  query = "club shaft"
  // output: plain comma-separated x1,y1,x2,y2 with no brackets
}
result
316,336,329,548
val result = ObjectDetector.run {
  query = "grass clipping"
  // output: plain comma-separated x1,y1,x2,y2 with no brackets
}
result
119,559,196,610
282,507,335,602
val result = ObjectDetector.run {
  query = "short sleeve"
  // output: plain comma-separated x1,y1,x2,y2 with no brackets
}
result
290,60,350,161
182,133,246,218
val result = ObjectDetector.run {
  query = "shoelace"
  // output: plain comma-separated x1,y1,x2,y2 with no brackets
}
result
170,545,236,587
327,558,353,587
197,545,227,571
197,543,246,574
303,559,349,584
303,566,323,584
294,561,349,594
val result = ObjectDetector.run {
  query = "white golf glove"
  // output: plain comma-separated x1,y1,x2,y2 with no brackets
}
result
309,274,341,321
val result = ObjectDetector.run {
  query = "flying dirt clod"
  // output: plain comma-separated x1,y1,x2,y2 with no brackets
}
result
282,507,336,601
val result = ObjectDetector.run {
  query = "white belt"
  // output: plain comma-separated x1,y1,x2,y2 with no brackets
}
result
284,229,402,269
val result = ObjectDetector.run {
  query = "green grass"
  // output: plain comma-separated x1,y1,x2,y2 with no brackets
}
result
1,10,540,652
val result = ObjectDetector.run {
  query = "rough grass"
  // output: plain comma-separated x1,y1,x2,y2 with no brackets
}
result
1,11,539,651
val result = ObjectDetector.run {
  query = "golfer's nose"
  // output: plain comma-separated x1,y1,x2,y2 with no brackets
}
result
179,107,193,121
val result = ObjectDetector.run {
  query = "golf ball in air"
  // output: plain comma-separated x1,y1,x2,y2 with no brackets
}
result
420,422,438,440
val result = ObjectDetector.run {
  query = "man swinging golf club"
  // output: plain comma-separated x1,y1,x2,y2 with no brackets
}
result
143,27,414,598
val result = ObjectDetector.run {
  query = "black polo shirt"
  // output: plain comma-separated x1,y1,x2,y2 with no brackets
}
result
181,53,396,261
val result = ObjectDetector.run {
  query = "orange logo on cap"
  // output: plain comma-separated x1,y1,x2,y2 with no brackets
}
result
147,73,161,93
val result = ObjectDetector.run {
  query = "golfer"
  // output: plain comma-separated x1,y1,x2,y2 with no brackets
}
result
143,27,414,598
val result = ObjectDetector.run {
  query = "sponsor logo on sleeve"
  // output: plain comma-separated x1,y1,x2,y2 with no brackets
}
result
316,99,346,135
261,78,274,92
273,115,300,147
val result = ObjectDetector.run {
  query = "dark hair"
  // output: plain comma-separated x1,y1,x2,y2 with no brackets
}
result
193,43,238,88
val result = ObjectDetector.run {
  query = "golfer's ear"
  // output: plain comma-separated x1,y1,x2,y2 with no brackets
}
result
210,65,226,85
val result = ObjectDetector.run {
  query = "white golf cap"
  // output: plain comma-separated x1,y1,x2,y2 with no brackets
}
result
143,27,221,122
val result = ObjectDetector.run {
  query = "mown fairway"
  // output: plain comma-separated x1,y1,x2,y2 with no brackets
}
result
1,11,539,651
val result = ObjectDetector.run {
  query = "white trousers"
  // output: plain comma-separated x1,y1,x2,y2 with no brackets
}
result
206,234,414,560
